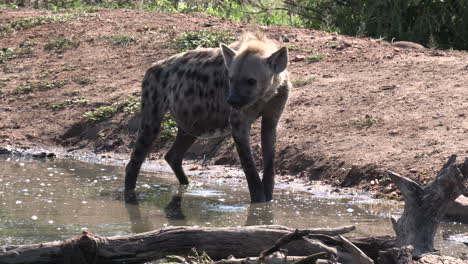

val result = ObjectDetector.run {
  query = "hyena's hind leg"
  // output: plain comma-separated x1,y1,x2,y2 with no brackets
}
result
125,91,168,191
164,129,197,184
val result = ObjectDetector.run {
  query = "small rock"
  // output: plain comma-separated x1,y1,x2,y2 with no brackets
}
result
383,184,395,194
380,84,397,91
430,51,445,56
389,130,399,136
342,40,352,47
0,148,12,155
291,55,305,62
409,169,418,173
32,152,47,159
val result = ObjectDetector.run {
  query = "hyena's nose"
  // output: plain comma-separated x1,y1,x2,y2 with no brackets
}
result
227,96,243,109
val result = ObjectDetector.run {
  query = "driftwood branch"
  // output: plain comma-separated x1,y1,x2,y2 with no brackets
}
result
388,154,468,257
259,229,310,261
257,225,378,264
0,225,357,264
338,235,374,264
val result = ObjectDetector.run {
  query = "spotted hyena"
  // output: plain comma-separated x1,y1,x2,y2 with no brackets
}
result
125,32,291,203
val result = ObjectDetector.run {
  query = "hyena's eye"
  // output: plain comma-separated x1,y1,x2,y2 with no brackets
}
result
246,78,257,86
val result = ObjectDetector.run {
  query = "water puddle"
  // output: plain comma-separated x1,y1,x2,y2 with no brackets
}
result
0,157,467,258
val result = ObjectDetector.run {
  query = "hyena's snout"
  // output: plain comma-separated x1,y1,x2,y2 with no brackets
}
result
226,89,251,109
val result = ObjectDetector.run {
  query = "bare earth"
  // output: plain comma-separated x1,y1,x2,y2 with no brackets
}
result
1,8,468,195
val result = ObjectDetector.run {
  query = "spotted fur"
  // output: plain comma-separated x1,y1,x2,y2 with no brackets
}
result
125,32,291,203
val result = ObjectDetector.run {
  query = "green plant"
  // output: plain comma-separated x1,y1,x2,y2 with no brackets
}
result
351,114,378,129
286,45,313,52
0,77,11,89
44,37,79,53
142,25,161,31
173,30,235,52
62,91,80,96
52,97,88,110
84,95,141,122
305,54,324,63
292,76,315,87
122,95,141,114
160,113,178,141
83,105,120,121
20,40,36,48
13,80,67,95
0,48,15,63
103,34,138,46
72,75,96,85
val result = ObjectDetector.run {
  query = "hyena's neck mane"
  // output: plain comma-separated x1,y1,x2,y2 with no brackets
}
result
229,32,279,57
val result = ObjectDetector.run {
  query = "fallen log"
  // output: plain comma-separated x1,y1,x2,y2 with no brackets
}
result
388,155,468,257
0,225,356,264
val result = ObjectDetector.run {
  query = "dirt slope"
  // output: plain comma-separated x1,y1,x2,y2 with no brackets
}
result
1,8,467,193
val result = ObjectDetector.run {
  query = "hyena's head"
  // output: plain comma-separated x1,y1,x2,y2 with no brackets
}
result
220,37,288,109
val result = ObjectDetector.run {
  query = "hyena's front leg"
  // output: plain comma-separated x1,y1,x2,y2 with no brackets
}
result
230,113,266,203
261,89,288,201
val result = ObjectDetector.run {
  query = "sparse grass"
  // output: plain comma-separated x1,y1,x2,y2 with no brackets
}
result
286,45,313,52
142,25,161,31
83,105,119,121
173,30,235,52
0,12,89,33
44,37,79,53
292,76,315,87
0,77,11,89
72,75,96,85
84,95,140,122
351,114,378,129
1,43,36,64
305,54,324,63
96,85,117,92
62,91,80,97
52,97,88,110
103,34,138,46
13,80,67,95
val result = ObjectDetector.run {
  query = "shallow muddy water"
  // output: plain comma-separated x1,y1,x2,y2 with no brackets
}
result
0,157,467,258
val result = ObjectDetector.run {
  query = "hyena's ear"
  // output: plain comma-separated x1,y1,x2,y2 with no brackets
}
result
220,43,236,69
267,46,288,73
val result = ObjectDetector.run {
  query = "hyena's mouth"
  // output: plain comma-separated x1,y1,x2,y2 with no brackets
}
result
227,95,252,109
